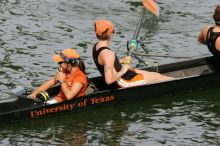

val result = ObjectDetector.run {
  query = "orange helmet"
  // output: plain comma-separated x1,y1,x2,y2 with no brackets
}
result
95,20,114,37
52,48,80,63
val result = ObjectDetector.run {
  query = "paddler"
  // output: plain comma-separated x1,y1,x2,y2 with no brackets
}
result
29,48,88,104
92,20,174,88
198,4,220,63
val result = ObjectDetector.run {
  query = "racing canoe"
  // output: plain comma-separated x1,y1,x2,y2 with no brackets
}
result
0,55,220,122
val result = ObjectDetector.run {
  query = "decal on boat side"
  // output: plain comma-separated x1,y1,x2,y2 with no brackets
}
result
30,103,75,118
90,95,115,104
30,95,115,118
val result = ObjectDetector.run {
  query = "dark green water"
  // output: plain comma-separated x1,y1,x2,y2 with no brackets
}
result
0,0,220,145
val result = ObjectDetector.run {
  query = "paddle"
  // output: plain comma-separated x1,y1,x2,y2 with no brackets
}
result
133,52,193,59
11,86,46,103
12,85,61,104
11,86,27,96
127,0,159,65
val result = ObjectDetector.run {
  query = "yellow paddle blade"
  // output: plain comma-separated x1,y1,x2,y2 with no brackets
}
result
142,0,159,16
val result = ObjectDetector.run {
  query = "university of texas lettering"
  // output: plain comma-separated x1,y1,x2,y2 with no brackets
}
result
30,95,115,118
90,95,115,104
30,103,75,118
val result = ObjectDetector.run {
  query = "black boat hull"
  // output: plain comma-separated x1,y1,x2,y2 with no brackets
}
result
1,56,220,122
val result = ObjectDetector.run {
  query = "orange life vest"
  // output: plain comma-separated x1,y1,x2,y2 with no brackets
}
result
55,67,88,102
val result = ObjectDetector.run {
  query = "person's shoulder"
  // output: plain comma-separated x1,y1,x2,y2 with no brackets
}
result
99,48,114,57
202,25,212,32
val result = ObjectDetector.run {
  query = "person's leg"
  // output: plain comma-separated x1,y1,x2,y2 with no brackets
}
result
135,69,174,84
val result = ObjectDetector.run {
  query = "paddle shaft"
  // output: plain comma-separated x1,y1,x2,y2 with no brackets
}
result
133,8,146,41
134,55,149,65
127,0,159,65
128,7,148,65
128,7,146,57
133,52,193,59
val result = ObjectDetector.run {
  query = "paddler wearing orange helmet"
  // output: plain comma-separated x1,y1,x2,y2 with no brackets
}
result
92,20,174,88
29,48,88,104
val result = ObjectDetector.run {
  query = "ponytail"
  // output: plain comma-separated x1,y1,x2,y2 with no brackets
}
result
68,58,86,74
78,58,86,74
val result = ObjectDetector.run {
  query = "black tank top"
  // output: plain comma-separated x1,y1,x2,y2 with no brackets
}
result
92,44,137,81
206,27,220,62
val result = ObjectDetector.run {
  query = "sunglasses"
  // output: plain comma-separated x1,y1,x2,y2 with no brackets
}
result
58,62,64,65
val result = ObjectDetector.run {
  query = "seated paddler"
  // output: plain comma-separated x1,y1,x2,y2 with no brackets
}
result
198,4,220,62
29,48,88,104
92,20,174,88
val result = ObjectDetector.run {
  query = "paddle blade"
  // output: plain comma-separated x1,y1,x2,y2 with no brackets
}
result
12,86,26,96
142,0,159,16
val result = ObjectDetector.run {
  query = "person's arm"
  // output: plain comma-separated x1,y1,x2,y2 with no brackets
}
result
100,50,130,85
198,26,210,44
60,82,83,100
29,76,57,98
215,37,220,52
55,68,85,100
